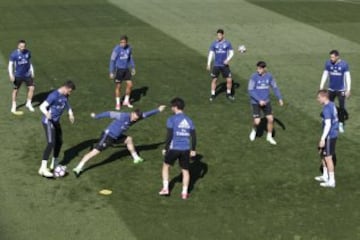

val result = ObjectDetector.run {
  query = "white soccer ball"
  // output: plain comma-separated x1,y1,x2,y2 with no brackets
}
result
54,165,67,178
238,45,246,53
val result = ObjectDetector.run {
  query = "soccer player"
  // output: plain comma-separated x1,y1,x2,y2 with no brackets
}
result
109,35,136,110
206,29,235,101
315,90,339,188
8,40,35,113
38,81,76,177
248,61,283,145
72,105,166,176
320,50,351,133
159,98,196,200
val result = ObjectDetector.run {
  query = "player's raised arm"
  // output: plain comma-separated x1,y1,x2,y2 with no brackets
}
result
92,111,115,119
141,105,166,119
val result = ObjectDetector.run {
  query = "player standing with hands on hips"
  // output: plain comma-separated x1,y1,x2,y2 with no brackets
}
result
38,81,76,177
207,29,235,101
159,98,196,200
8,40,35,114
109,35,136,110
248,61,283,145
320,50,351,133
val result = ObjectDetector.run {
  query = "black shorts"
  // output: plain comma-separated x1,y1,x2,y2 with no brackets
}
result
164,150,190,170
95,132,127,151
114,68,131,83
13,77,34,89
320,137,337,157
211,65,232,79
252,103,272,118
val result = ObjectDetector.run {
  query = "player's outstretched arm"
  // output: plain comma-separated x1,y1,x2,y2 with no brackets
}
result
142,106,166,119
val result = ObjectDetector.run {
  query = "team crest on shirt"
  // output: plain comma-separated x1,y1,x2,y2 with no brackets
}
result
178,119,190,129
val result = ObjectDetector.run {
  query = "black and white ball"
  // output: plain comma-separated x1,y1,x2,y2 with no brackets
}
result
54,165,67,178
238,45,246,53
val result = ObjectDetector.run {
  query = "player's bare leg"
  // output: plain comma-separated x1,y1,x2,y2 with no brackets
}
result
249,118,260,141
159,163,170,195
210,78,217,101
124,136,142,163
266,115,276,145
123,80,133,108
73,148,101,176
181,169,190,199
315,159,328,182
320,156,335,187
25,85,35,112
11,88,18,113
226,77,234,101
115,82,121,110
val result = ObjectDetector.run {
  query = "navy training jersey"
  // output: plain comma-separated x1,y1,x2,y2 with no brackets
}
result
9,49,32,78
42,90,71,123
321,101,339,139
324,59,349,91
209,39,233,67
167,113,195,150
109,45,135,73
248,72,282,104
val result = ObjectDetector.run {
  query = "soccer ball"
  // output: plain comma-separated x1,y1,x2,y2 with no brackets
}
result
54,165,67,178
238,45,246,53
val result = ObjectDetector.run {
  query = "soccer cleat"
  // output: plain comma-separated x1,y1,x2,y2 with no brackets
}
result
266,136,277,145
320,181,336,188
115,103,121,110
181,193,190,200
26,103,35,112
249,130,256,141
159,188,169,196
122,101,133,108
339,123,344,133
133,157,144,164
72,167,82,177
314,175,328,182
226,94,235,101
38,168,54,178
209,95,215,102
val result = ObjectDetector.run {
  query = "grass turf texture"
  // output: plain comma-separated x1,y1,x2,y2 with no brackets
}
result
0,0,360,239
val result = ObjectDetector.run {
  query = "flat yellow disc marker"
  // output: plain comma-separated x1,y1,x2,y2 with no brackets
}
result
99,189,112,195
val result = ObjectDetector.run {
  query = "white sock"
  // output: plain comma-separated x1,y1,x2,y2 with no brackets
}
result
41,160,48,169
226,89,231,94
131,151,140,160
211,90,215,95
51,157,58,166
267,132,272,138
328,171,335,183
163,180,169,190
252,128,256,133
116,97,120,105
124,95,130,103
12,101,16,110
26,99,32,105
322,166,328,179
182,186,188,194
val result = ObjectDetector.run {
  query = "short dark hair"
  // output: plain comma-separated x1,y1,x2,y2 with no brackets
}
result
217,29,224,34
63,80,76,90
317,89,329,98
329,49,339,56
170,97,185,110
18,40,26,44
120,35,128,42
256,61,267,68
134,109,143,119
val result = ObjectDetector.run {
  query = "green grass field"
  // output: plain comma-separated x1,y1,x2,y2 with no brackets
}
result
1,0,360,239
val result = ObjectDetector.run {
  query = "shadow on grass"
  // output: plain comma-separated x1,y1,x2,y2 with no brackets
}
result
119,86,148,103
17,90,52,109
215,81,240,97
169,154,208,194
60,139,98,165
256,117,286,138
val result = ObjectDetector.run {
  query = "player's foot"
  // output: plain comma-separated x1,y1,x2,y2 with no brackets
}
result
314,175,327,182
159,188,169,196
226,94,235,101
122,101,133,108
181,193,190,200
133,157,144,164
266,136,277,145
339,123,344,133
49,158,58,171
11,107,16,113
320,181,335,188
38,168,54,178
72,167,82,178
209,95,215,102
25,103,35,112
115,103,121,111
249,129,256,141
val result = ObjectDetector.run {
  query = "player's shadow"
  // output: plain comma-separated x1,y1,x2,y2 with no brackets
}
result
120,86,148,103
215,81,240,97
17,90,52,109
81,141,165,175
169,154,208,194
256,117,286,138
60,139,98,165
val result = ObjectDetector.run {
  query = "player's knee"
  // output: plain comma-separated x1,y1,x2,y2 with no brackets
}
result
254,118,261,125
266,115,274,123
125,136,133,144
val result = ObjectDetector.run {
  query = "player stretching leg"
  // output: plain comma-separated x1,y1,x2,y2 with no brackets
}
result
248,61,283,145
109,35,136,110
159,98,196,200
38,81,76,177
8,40,35,113
320,50,351,133
73,105,166,177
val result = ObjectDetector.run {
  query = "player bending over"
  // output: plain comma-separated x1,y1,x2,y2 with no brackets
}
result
72,105,166,177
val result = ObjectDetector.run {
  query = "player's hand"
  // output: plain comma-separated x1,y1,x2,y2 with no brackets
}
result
90,112,96,118
259,100,267,106
9,75,15,82
223,60,229,65
279,99,284,106
45,112,51,120
162,149,167,156
206,65,211,71
109,73,114,79
318,139,325,149
69,114,75,124
190,151,196,157
345,91,351,98
158,105,166,112
131,68,136,76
